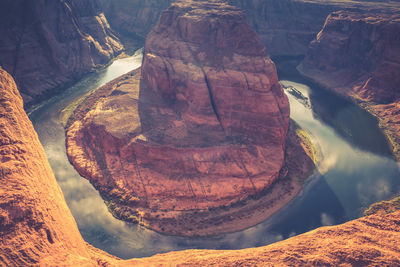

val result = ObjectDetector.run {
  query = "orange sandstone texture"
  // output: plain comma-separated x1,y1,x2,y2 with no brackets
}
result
298,11,400,160
66,0,292,236
1,64,400,267
0,66,108,266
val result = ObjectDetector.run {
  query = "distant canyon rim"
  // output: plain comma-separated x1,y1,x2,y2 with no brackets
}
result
1,0,400,266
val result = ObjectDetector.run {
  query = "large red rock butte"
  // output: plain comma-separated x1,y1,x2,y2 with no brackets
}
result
66,0,294,236
299,11,400,160
0,0,123,107
2,61,400,266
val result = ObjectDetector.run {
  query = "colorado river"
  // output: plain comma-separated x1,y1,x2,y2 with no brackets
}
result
28,51,400,259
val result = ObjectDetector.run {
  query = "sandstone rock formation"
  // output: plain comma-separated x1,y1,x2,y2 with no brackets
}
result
99,0,172,39
0,66,107,265
97,0,400,56
229,0,400,56
65,0,301,236
0,0,123,107
1,41,400,267
299,11,400,160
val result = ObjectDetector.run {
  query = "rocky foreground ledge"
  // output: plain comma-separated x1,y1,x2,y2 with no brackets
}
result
299,11,400,161
65,0,317,236
1,49,400,267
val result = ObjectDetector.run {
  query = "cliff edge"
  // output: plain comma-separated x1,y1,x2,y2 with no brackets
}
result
0,0,123,107
298,11,400,160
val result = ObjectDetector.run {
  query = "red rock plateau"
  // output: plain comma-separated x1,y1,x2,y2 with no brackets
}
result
0,0,123,107
298,11,400,160
64,0,321,236
2,63,400,266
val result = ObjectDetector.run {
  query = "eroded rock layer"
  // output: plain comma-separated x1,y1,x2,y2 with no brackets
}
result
98,0,400,56
2,64,400,266
299,11,400,160
229,0,400,56
0,66,102,266
66,0,293,236
99,0,172,39
0,0,123,107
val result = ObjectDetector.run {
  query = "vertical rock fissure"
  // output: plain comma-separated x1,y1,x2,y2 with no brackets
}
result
202,70,223,130
182,41,226,133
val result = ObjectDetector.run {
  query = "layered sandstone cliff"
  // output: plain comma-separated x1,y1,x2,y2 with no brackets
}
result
99,0,172,39
0,66,108,265
0,0,123,107
97,0,399,56
298,11,400,160
65,0,302,236
1,36,400,267
229,0,400,56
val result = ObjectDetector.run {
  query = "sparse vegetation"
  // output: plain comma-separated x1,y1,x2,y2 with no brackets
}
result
364,196,400,216
60,90,94,127
296,128,318,165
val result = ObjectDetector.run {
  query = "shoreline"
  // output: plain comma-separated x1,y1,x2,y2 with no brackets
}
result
297,63,400,163
65,69,317,237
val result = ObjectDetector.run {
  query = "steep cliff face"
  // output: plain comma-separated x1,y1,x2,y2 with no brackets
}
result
298,11,400,160
66,0,296,236
99,0,172,39
229,0,400,56
228,0,336,56
1,49,400,267
0,66,103,266
97,0,399,56
0,0,123,107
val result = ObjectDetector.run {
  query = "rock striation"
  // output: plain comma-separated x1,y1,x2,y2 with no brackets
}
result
99,0,172,39
1,38,400,267
0,0,123,107
0,66,105,266
66,0,297,236
97,0,400,56
299,11,400,160
229,0,400,56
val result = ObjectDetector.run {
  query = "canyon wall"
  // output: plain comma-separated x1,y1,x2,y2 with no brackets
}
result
0,66,102,266
0,0,123,107
99,0,172,39
97,0,399,56
2,46,400,267
298,11,400,160
229,0,400,56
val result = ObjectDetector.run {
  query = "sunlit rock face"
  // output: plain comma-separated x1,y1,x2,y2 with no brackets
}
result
0,0,123,107
2,64,400,266
0,66,100,266
66,0,291,236
298,11,400,160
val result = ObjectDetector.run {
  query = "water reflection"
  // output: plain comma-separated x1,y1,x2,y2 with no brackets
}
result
28,52,400,259
282,80,400,219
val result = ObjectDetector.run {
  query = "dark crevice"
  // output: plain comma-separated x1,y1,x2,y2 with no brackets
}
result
202,69,223,127
181,40,226,132
45,229,54,244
